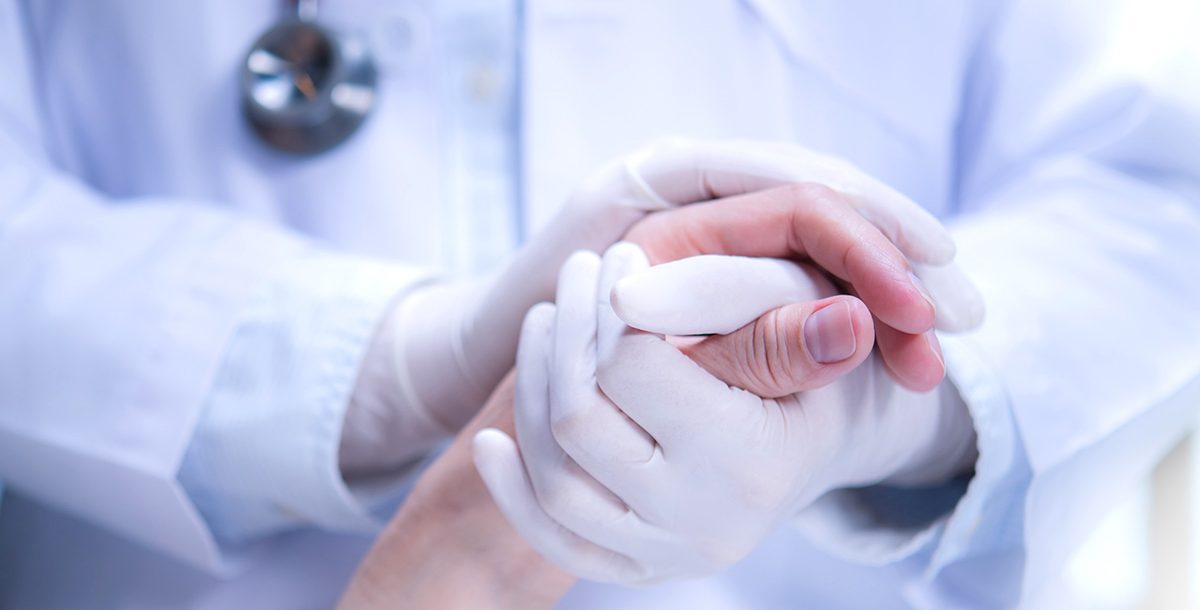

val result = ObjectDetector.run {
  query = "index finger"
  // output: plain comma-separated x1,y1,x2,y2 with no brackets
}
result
626,138,957,264
624,183,936,335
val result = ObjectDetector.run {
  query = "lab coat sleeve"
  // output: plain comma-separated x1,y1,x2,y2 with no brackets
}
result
0,8,430,571
174,246,433,547
789,1,1200,607
0,163,432,573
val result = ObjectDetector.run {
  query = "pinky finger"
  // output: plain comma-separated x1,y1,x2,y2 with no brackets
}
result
472,428,648,584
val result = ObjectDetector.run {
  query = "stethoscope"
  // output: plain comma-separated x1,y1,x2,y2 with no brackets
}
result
241,0,378,155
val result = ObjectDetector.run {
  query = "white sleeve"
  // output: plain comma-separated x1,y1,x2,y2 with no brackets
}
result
0,7,429,572
175,250,431,546
791,1,1200,606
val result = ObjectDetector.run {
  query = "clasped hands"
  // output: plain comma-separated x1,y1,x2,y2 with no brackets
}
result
338,139,984,607
471,144,983,585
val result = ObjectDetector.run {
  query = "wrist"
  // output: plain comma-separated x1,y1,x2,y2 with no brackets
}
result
339,285,454,479
406,499,571,609
339,507,551,610
340,376,573,609
397,281,495,427
422,374,576,607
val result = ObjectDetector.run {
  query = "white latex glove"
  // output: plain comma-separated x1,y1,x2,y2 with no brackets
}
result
473,244,978,584
342,138,981,476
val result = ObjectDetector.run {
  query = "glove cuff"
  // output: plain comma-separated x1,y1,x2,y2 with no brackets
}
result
340,278,480,478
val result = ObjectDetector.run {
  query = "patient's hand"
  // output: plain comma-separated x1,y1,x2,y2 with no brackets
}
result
337,374,573,610
338,142,985,605
624,183,981,391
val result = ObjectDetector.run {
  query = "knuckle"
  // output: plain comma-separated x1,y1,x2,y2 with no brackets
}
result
739,309,800,395
776,183,845,256
549,410,604,464
549,408,587,446
780,181,837,204
621,217,651,244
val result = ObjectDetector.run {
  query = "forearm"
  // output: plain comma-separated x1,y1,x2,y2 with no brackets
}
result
338,374,574,610
342,488,570,610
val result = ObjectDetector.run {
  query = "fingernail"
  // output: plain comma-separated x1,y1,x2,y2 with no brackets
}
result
804,302,857,364
926,331,945,369
908,271,936,309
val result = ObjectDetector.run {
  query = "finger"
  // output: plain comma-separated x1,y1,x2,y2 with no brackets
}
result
550,244,658,470
624,184,936,334
472,429,647,584
513,301,652,560
608,254,949,391
611,255,831,336
626,138,956,264
513,302,564,485
609,254,876,395
596,242,652,359
682,297,875,397
552,250,602,399
875,324,947,392
912,262,986,332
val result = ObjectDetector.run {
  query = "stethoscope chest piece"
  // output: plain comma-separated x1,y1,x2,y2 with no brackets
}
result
241,18,377,155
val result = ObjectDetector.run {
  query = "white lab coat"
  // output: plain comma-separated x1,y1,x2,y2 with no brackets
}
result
2,1,1199,608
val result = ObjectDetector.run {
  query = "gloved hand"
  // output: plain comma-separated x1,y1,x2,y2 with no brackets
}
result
473,243,979,584
341,138,979,476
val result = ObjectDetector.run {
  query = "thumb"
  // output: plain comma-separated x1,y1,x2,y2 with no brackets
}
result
610,255,875,396
683,296,875,397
